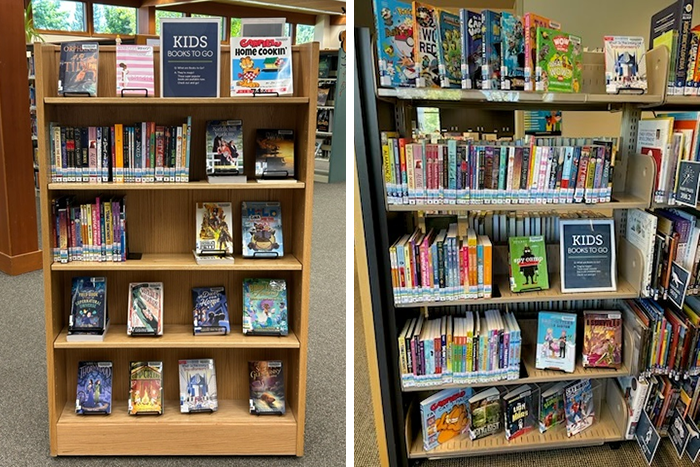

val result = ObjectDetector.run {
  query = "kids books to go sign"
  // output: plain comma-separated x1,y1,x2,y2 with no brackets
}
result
559,219,617,293
75,361,112,415
373,0,416,88
178,359,218,413
231,37,293,95
58,42,99,96
419,387,470,451
116,45,155,96
536,311,576,373
243,278,289,336
249,360,285,414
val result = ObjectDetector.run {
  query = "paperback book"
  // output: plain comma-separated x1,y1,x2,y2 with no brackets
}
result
436,10,461,88
195,202,234,255
241,201,284,257
503,384,536,440
536,311,576,373
128,361,163,415
604,36,647,94
582,310,623,368
179,359,218,413
459,9,482,89
192,286,231,335
468,387,502,440
127,282,163,336
481,10,502,90
508,235,549,292
255,129,295,178
230,37,293,95
419,388,470,451
523,13,561,91
205,120,244,176
69,276,107,333
500,12,525,90
242,278,289,335
564,379,595,437
75,361,112,415
373,0,416,87
535,27,582,93
116,45,155,96
249,360,285,414
539,381,567,433
58,42,99,96
413,2,440,88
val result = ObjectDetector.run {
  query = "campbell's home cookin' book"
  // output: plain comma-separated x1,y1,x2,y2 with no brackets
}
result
509,236,549,292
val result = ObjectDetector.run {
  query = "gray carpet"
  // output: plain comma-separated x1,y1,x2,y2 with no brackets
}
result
0,182,346,466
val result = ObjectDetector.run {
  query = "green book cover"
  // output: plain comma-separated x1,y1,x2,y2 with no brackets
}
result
509,235,549,292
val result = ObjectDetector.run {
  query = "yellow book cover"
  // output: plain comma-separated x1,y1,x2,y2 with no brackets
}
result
114,123,124,183
103,200,112,261
466,315,473,374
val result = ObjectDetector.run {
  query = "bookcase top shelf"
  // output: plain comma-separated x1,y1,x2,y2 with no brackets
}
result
44,97,310,106
48,180,306,191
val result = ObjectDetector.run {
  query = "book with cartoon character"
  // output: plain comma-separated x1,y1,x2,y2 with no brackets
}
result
179,359,218,413
413,1,440,88
242,278,288,336
115,45,155,96
69,276,107,333
582,310,622,368
503,384,537,440
535,27,582,93
500,12,525,90
564,378,595,437
373,0,416,87
241,201,284,258
205,120,244,176
508,235,549,292
192,286,231,335
436,9,461,88
460,9,482,90
249,360,285,414
128,361,163,415
230,37,293,95
481,10,502,90
58,42,99,96
75,361,112,415
420,387,471,451
604,36,647,94
536,311,577,373
196,202,234,255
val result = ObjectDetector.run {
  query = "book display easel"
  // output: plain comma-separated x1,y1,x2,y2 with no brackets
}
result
36,42,318,456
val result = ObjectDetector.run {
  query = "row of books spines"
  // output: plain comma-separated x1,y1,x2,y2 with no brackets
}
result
637,374,690,436
398,311,521,388
390,226,492,305
48,119,192,184
51,196,127,263
381,134,617,206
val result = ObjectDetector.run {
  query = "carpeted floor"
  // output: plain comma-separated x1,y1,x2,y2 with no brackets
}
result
0,182,346,467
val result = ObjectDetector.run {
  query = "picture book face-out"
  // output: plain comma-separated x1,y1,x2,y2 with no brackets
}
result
255,129,295,178
196,202,234,255
241,201,284,257
76,361,112,414
374,0,416,87
242,278,289,335
536,28,582,92
249,360,285,414
115,45,155,95
536,312,576,373
583,312,622,368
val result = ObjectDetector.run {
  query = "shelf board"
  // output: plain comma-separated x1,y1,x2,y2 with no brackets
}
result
318,105,335,109
50,253,302,271
55,324,299,349
48,180,305,191
661,95,700,107
56,400,297,455
394,274,638,308
44,96,309,105
316,131,333,136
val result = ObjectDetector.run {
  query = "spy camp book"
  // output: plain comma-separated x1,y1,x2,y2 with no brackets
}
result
255,129,295,178
115,45,155,96
536,312,577,373
469,387,502,440
564,379,595,437
582,310,622,368
509,236,549,292
373,0,416,87
249,360,285,414
58,42,99,96
242,278,289,336
179,359,218,413
503,384,536,440
69,276,107,333
75,361,112,415
241,201,284,258
127,282,163,336
205,120,244,176
192,286,231,335
128,361,163,415
419,388,470,451
195,202,234,255
231,37,293,95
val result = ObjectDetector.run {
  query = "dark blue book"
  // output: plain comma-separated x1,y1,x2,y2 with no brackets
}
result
241,201,284,258
69,277,107,333
58,42,98,96
649,0,694,92
191,286,231,335
75,361,112,414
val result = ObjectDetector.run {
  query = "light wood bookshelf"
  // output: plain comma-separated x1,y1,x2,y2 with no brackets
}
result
35,42,318,456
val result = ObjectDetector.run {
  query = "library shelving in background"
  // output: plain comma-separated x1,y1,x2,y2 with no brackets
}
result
35,42,318,456
315,47,347,183
354,26,687,466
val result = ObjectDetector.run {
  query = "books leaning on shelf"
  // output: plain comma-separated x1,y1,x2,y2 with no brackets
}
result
508,235,549,293
616,376,651,439
582,310,623,368
192,286,231,335
503,384,537,440
58,42,98,97
419,387,471,451
68,276,109,342
380,133,619,206
75,361,112,415
127,282,163,336
468,387,503,440
249,360,285,415
242,201,284,258
205,120,246,182
49,119,192,184
179,359,218,413
604,36,648,94
563,378,595,437
243,278,289,336
128,361,163,415
536,311,577,373
538,381,567,433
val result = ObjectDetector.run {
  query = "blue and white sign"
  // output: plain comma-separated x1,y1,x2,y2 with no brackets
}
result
636,410,661,466
559,219,617,293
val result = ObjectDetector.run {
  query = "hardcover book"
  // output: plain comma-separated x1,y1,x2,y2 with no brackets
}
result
128,361,163,415
69,276,107,332
539,381,567,433
419,388,470,451
192,286,231,335
468,387,502,440
481,10,502,90
413,1,440,88
242,278,289,335
503,384,536,440
249,360,285,414
536,311,577,373
508,235,549,292
58,42,99,96
564,379,595,437
500,12,525,90
373,0,416,87
583,310,623,368
75,361,112,415
115,45,155,96
255,129,295,178
195,202,234,255
205,120,244,176
241,201,284,257
179,359,218,413
535,27,582,93
604,36,647,94
436,10,461,88
127,282,163,336
460,9,482,90
230,37,293,95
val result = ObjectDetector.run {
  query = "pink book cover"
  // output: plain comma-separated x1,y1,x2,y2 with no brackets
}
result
574,147,590,202
88,126,98,183
116,45,155,96
420,233,431,299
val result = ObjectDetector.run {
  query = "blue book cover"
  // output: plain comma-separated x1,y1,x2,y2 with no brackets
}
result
69,277,107,332
192,286,231,335
58,42,98,96
241,201,284,258
242,278,288,335
536,311,576,372
460,9,482,89
500,12,525,90
373,0,416,87
437,10,462,88
230,37,293,95
179,359,218,413
564,378,595,437
481,10,502,90
419,387,471,450
75,361,112,414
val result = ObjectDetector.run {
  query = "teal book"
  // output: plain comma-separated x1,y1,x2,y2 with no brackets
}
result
536,312,577,373
242,278,288,336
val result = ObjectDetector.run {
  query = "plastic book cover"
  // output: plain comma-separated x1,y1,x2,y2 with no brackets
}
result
205,120,244,175
58,42,99,96
419,388,470,451
230,37,293,95
115,45,155,96
536,311,577,373
539,382,567,433
195,202,234,255
192,286,231,335
75,361,112,414
508,236,549,292
69,276,107,332
249,360,285,414
583,310,622,368
436,10,461,88
241,201,284,258
179,359,218,413
604,36,647,94
535,27,582,93
242,278,289,335
255,129,295,178
413,2,440,88
523,14,560,91
500,12,525,90
128,361,163,415
460,9,482,89
127,282,163,336
564,379,595,437
504,385,535,440
374,0,417,87
468,387,502,440
481,10,502,90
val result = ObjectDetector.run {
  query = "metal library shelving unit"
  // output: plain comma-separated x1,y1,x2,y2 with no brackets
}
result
315,48,347,183
355,25,692,465
35,42,318,456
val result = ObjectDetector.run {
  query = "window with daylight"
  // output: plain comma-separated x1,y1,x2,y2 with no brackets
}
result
296,24,315,44
191,14,226,40
155,10,184,36
32,0,87,32
417,108,441,135
93,4,136,35
230,17,241,38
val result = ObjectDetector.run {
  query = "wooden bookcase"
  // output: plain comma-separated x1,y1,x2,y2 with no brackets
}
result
35,42,318,456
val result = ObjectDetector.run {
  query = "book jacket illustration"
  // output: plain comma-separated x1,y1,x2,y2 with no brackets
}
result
179,359,218,413
469,387,502,440
509,235,549,292
536,28,582,92
504,385,535,440
241,201,284,257
413,2,440,88
481,10,502,90
536,312,577,373
196,202,234,255
205,120,244,175
501,12,525,90
255,129,295,178
69,276,107,332
192,286,231,335
127,282,163,336
249,360,285,414
58,42,99,96
437,10,461,88
419,388,470,451
460,9,482,89
604,36,647,94
129,361,163,415
564,379,595,437
243,278,288,335
373,0,416,87
231,37,293,95
75,361,112,414
539,382,566,432
115,45,155,96
582,311,622,368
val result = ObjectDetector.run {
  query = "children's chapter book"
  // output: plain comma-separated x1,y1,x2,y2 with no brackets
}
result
508,236,549,292
419,388,470,451
413,2,440,88
230,36,293,95
436,9,461,88
481,10,502,90
192,286,231,335
523,13,560,91
539,381,567,433
373,0,417,87
127,282,163,336
255,129,295,178
69,276,107,332
243,278,288,335
249,360,285,414
564,379,595,437
500,12,525,90
241,201,284,257
460,9,482,89
179,359,218,413
604,36,647,94
128,361,163,415
535,27,582,93
205,120,244,176
503,384,536,440
75,361,112,415
536,311,577,373
195,202,234,255
115,45,155,96
468,387,502,440
58,42,99,96
582,310,622,368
